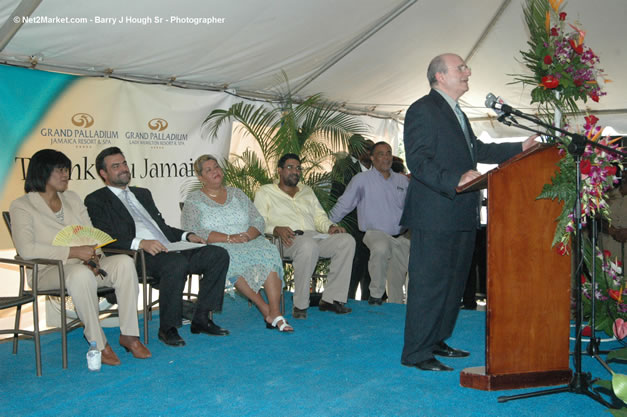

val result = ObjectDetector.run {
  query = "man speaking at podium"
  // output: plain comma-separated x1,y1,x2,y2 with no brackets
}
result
400,53,536,371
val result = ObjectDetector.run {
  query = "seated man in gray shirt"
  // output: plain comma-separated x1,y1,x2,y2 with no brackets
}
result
330,141,410,304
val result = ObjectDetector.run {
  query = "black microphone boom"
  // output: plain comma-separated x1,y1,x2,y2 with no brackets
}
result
485,93,533,119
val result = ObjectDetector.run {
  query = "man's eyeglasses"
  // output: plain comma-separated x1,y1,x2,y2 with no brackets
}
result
450,64,471,73
283,165,302,172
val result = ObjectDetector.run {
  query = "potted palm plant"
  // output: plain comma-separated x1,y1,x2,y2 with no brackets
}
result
195,77,367,297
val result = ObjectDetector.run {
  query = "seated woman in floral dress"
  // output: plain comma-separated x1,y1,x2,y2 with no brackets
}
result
181,155,292,332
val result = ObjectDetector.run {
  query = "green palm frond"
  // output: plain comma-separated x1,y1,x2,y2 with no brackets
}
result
201,73,367,204
222,150,274,200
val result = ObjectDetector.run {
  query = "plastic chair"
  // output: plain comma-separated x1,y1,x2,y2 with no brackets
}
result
3,211,117,369
0,257,44,375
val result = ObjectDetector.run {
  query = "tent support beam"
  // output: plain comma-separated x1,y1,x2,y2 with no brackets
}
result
0,59,406,120
465,0,512,64
0,0,42,53
290,0,417,95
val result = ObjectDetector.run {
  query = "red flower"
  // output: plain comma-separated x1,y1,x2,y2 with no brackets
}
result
541,75,559,89
574,79,583,87
585,115,599,126
569,39,584,55
580,159,592,175
590,92,600,102
559,12,567,21
604,249,612,258
605,165,617,176
550,27,559,36
609,289,622,301
582,326,592,337
581,274,587,284
543,55,553,65
555,242,568,256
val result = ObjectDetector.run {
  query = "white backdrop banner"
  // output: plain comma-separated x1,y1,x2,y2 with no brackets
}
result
1,77,237,248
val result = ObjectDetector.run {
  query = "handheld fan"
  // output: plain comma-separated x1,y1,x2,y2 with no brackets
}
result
53,225,116,248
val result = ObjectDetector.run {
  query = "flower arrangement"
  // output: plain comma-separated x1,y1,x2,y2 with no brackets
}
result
541,115,623,251
518,0,626,339
516,1,627,405
513,0,609,120
582,238,627,337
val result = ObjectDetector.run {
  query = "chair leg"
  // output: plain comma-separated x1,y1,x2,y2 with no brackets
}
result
142,281,149,344
33,296,42,377
60,296,68,369
187,275,193,300
12,304,22,354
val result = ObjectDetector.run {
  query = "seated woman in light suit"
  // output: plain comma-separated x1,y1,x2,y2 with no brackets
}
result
9,149,150,365
181,155,293,332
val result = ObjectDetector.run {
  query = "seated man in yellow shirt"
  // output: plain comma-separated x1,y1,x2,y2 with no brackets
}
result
254,153,355,319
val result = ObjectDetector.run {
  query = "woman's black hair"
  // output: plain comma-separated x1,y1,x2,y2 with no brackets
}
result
24,149,71,193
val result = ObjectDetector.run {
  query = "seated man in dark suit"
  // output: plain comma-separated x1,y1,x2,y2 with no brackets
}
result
85,147,230,347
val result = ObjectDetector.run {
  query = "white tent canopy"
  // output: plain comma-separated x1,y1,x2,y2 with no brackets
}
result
1,0,626,137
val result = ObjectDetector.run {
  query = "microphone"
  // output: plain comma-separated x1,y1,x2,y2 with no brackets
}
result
485,93,522,119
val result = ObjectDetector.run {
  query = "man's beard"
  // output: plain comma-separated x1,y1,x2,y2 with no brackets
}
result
111,172,130,187
284,174,300,187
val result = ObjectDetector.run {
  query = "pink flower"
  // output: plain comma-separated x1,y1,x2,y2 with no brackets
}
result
614,319,627,340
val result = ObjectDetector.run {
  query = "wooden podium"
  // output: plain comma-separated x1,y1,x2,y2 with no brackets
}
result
459,144,572,391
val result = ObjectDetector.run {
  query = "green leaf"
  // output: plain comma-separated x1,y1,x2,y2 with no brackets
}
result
594,378,614,391
608,348,627,362
608,408,627,417
613,373,627,404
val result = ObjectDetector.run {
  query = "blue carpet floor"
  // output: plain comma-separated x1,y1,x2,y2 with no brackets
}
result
0,294,623,416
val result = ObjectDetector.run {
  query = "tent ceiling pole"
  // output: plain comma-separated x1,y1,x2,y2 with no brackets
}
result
0,0,42,53
290,0,417,95
464,0,511,64
0,59,405,120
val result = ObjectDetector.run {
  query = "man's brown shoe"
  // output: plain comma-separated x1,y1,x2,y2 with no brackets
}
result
101,343,121,366
119,335,151,359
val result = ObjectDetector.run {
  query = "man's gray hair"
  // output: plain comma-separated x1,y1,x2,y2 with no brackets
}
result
427,54,448,87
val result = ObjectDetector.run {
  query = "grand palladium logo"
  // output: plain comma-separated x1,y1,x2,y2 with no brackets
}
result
125,118,187,145
148,118,168,131
71,113,94,128
40,113,117,146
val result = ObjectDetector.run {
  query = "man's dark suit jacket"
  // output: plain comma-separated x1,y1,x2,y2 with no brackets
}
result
84,185,229,331
400,88,521,365
84,186,184,250
401,89,521,231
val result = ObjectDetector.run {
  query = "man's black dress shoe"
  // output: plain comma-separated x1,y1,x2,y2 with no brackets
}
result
368,296,383,305
158,327,186,347
403,357,453,371
191,320,230,336
292,307,307,319
433,341,470,357
318,300,352,314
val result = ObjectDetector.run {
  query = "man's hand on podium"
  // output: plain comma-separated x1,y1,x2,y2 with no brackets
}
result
522,134,540,151
458,170,482,187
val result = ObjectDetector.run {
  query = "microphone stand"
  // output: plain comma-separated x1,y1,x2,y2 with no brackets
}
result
492,105,626,407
